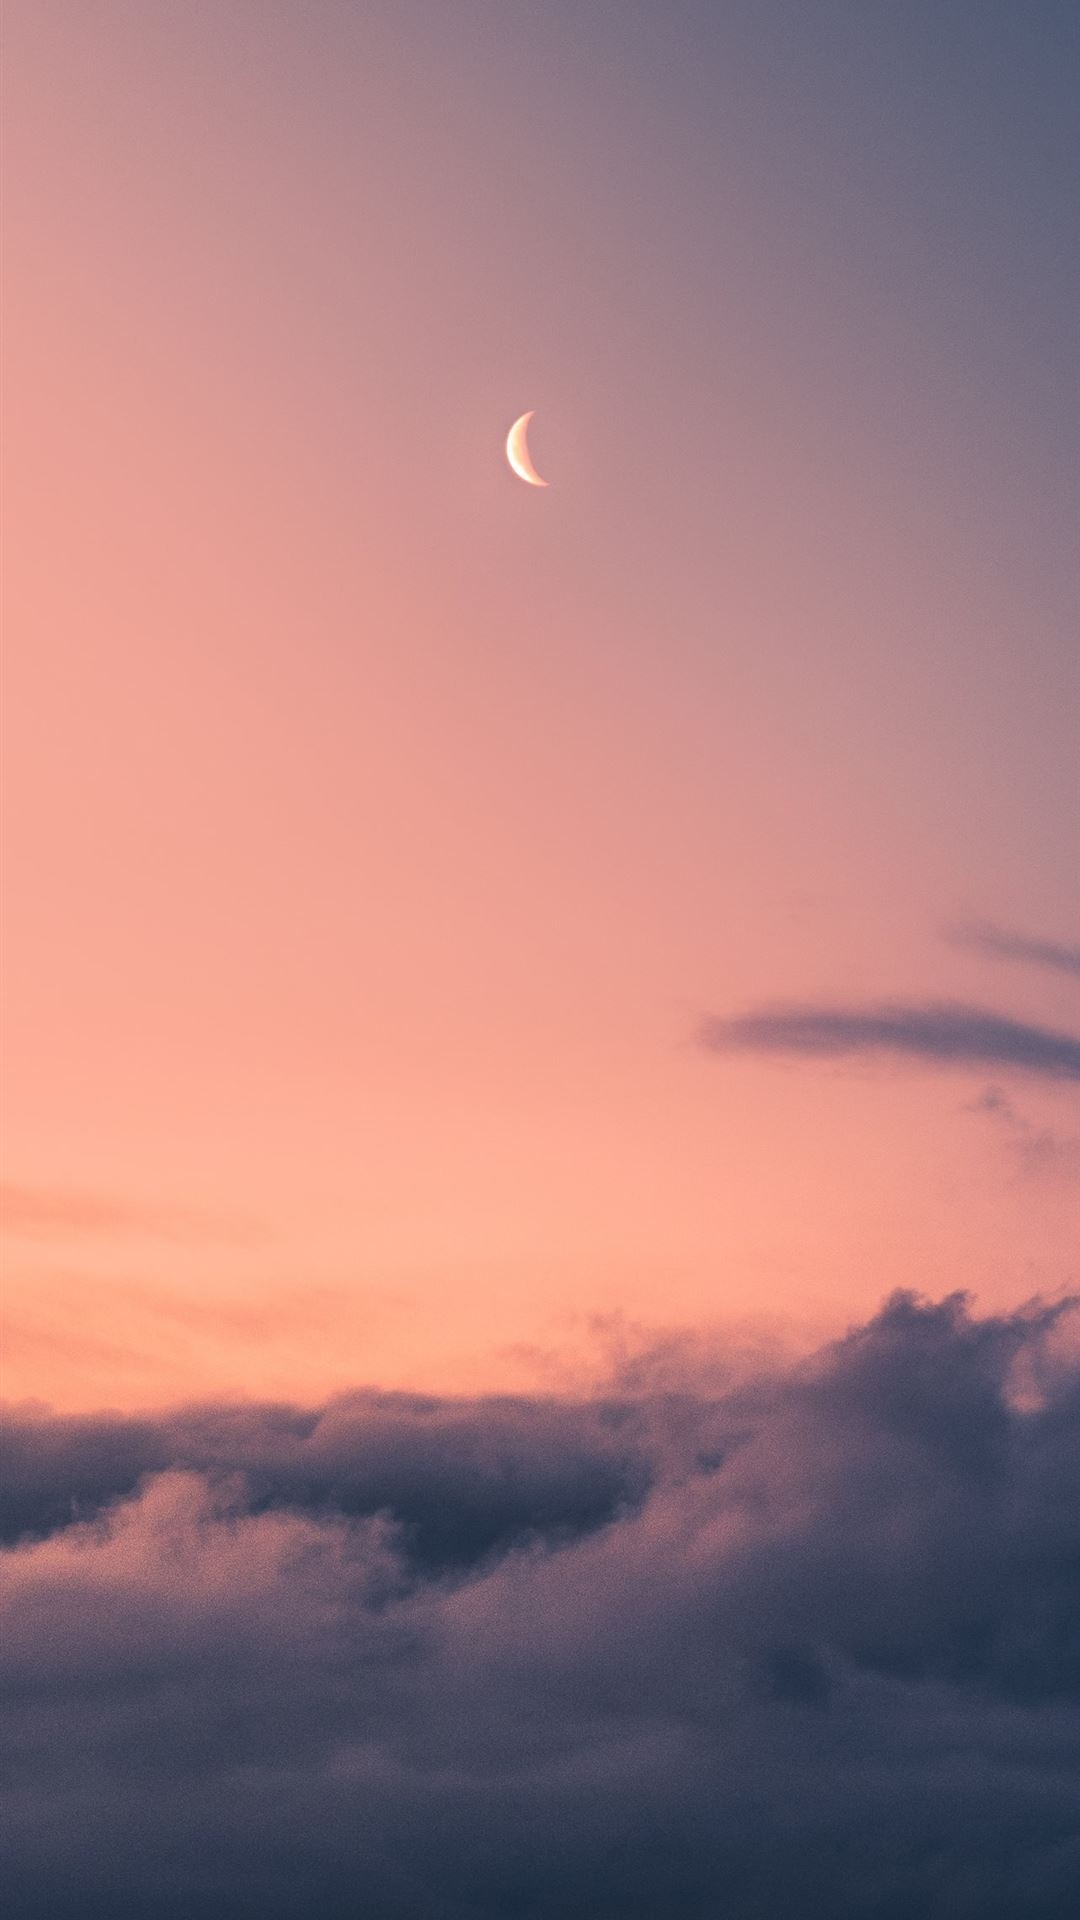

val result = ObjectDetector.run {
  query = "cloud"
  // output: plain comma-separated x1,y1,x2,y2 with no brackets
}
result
947,921,1080,982
698,999,1080,1081
0,1391,652,1571
968,1087,1080,1179
2,1293,1079,1917
0,1182,260,1245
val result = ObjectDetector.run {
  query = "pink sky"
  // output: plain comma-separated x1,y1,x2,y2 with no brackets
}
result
3,1,1077,1411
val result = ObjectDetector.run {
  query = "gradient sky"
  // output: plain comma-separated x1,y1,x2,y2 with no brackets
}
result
3,0,1078,1411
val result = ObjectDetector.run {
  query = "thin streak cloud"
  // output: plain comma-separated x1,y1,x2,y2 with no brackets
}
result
698,1000,1080,1081
946,920,1080,981
0,1184,261,1246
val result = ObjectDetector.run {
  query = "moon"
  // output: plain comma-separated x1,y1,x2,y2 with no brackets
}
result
505,411,548,488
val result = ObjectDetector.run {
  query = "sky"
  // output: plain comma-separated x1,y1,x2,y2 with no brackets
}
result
4,0,1078,1412
2,4,1079,1914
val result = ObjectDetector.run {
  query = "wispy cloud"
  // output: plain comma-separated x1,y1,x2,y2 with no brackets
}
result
698,1000,1080,1081
0,1184,261,1246
966,1086,1080,1178
946,919,1080,981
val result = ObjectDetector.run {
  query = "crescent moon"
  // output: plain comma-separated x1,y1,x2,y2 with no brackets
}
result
505,411,548,488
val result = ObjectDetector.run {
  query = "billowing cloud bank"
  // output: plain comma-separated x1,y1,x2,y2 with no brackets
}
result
3,1293,1079,1918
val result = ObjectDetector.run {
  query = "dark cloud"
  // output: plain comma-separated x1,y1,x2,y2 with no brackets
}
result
0,1392,653,1572
947,921,1080,982
2,1294,1080,1917
698,1000,1080,1081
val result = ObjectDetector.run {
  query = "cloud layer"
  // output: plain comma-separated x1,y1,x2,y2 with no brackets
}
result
699,999,1080,1081
3,1293,1080,1917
